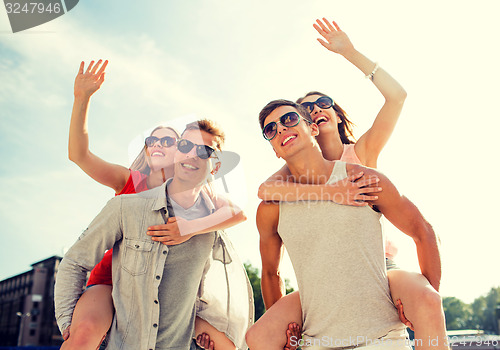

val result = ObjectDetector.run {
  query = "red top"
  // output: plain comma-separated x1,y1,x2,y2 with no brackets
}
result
86,170,149,286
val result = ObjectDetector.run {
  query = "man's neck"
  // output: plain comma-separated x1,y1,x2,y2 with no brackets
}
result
147,166,174,189
286,146,334,185
167,177,203,209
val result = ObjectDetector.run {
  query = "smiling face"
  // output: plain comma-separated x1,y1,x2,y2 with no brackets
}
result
173,129,218,187
300,94,340,135
264,105,318,160
145,127,178,172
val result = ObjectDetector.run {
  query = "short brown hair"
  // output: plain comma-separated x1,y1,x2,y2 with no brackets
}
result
258,99,312,130
183,119,225,150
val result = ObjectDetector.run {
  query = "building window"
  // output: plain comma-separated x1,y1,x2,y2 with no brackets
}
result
29,329,36,336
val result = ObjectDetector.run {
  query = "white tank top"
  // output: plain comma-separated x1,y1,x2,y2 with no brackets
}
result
278,161,404,346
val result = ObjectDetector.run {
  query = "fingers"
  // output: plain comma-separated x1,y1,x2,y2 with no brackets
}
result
196,333,212,349
356,177,381,188
85,60,94,74
313,23,328,39
96,72,105,87
78,61,84,75
148,221,176,231
323,18,336,31
347,171,364,182
330,19,341,31
62,326,70,341
90,59,103,74
317,38,329,49
147,230,170,237
315,19,330,34
96,59,108,76
395,299,413,330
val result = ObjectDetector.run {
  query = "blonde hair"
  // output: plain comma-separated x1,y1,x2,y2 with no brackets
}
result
129,126,180,174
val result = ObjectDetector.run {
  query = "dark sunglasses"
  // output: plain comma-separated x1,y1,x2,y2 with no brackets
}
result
177,139,216,159
262,112,309,141
145,136,176,148
300,96,334,113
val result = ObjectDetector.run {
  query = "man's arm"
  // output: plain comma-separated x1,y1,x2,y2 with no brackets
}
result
256,201,285,309
54,196,123,334
347,163,442,291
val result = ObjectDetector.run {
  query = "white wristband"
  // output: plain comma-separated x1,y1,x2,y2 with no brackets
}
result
365,62,379,81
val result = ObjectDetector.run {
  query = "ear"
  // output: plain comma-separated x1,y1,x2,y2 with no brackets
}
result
335,113,342,124
210,161,221,175
311,122,320,137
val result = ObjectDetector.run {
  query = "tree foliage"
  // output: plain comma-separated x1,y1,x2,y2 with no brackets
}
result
443,286,500,333
244,262,294,321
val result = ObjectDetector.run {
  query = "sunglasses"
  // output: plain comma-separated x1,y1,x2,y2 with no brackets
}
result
300,96,334,113
177,139,216,159
145,136,176,148
262,112,310,141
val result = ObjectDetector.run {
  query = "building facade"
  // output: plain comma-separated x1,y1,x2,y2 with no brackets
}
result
0,256,63,347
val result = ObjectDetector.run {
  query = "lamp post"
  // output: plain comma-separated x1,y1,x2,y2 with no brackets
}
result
16,311,31,346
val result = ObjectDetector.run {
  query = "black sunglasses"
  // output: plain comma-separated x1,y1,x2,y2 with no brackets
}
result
177,139,216,159
145,136,176,148
300,96,334,113
262,112,309,141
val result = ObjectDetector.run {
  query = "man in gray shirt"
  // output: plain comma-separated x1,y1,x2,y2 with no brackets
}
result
246,100,446,350
55,120,243,349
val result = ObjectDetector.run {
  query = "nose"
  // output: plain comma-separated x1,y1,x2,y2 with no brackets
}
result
185,146,199,159
276,122,288,136
311,103,321,115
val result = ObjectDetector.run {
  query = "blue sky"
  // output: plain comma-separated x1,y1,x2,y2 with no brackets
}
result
1,0,499,303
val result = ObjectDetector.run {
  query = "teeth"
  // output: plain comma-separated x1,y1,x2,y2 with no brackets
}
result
315,116,327,125
181,163,197,170
282,135,296,146
152,152,164,156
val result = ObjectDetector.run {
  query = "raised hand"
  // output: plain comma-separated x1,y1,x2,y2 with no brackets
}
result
313,18,354,57
74,59,108,99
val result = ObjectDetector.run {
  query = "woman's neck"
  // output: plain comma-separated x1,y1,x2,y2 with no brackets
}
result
316,132,344,161
147,166,174,189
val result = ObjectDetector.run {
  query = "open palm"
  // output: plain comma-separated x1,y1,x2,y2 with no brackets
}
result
313,18,354,56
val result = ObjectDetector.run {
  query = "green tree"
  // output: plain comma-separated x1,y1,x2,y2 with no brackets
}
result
482,287,500,333
244,262,294,321
443,296,471,330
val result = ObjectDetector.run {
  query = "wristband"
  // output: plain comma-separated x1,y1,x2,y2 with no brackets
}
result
365,62,379,81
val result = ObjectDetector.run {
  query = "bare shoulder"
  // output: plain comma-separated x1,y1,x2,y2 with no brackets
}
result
256,201,280,234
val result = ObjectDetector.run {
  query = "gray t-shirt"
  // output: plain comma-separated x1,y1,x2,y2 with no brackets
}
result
156,194,216,349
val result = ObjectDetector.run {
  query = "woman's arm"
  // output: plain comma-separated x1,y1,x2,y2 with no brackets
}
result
258,164,381,205
69,60,130,193
314,18,407,167
146,188,247,245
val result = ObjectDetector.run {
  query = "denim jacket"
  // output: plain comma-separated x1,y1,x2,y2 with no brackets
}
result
55,181,253,349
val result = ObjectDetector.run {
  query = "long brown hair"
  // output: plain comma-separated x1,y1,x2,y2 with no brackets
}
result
129,126,180,174
297,91,356,144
